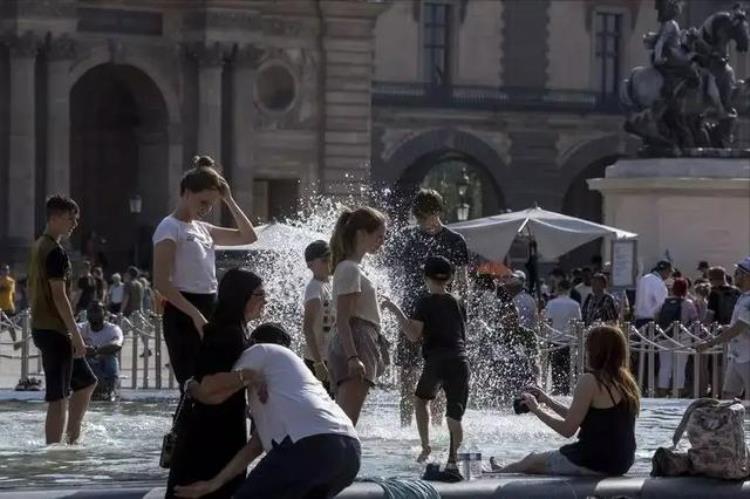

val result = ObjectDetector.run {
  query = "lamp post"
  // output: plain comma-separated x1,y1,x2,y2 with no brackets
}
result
129,194,142,267
455,167,471,222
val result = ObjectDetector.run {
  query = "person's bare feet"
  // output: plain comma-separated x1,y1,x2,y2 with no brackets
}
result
417,446,432,463
489,456,503,471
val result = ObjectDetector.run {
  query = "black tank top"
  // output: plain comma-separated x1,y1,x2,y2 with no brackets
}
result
559,378,636,475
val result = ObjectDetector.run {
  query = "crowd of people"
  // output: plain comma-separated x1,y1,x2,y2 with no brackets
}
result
6,152,750,497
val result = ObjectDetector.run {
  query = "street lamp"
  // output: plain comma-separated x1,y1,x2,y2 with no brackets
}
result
456,202,470,222
129,194,142,267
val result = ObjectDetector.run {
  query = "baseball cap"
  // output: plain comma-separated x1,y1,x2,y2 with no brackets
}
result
304,240,331,262
424,255,454,281
736,256,750,275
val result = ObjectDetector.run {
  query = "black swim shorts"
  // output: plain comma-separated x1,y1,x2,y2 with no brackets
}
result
415,356,470,421
32,329,97,402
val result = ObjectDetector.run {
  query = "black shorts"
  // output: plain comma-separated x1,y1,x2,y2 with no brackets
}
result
32,329,97,402
415,356,470,421
235,434,360,499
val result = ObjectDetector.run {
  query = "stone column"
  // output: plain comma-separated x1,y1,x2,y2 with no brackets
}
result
46,35,76,198
230,44,264,214
194,42,224,159
7,32,39,245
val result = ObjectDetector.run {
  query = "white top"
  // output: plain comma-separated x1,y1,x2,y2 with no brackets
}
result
152,215,217,294
544,295,582,334
513,292,538,329
233,344,357,452
303,278,335,361
109,284,125,304
79,321,123,349
332,260,380,326
575,283,593,307
634,272,668,320
728,292,750,363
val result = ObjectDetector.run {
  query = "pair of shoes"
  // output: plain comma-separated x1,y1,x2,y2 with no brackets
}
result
140,349,153,358
422,463,463,482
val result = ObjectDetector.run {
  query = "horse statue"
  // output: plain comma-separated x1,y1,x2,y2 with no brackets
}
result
621,3,750,154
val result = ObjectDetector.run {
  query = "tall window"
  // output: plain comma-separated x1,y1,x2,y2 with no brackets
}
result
423,2,451,86
595,12,622,98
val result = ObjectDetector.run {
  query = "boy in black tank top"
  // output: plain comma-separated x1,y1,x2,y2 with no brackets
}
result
383,256,470,470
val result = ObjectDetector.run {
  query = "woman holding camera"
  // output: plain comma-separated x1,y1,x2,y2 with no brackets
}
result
492,325,640,476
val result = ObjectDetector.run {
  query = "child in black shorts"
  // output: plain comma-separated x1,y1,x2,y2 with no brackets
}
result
383,255,470,470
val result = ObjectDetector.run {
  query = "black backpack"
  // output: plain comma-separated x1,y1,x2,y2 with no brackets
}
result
657,297,683,335
713,287,740,325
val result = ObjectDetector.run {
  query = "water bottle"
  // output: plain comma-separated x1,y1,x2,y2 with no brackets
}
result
457,444,482,480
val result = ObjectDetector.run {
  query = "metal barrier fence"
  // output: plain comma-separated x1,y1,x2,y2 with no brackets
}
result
0,309,730,397
0,310,175,390
534,319,726,399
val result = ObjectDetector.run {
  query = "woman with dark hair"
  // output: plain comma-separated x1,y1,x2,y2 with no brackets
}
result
166,268,266,499
655,277,698,397
327,206,388,426
153,155,257,388
491,325,640,476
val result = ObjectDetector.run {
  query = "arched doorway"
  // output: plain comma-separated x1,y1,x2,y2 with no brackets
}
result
70,64,169,271
560,155,620,268
397,151,505,224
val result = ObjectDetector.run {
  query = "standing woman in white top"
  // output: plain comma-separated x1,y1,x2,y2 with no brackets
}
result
327,207,388,426
153,156,256,387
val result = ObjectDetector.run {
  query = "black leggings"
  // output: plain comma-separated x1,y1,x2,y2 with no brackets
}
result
163,292,216,389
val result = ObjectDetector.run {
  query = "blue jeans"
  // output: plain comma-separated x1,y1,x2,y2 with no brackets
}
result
87,355,118,382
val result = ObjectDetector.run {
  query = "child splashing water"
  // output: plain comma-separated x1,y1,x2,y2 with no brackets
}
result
383,256,470,471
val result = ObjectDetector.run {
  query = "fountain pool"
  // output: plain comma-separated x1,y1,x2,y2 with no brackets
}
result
0,389,721,490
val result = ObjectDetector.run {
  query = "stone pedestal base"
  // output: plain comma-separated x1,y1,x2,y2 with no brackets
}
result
588,158,750,273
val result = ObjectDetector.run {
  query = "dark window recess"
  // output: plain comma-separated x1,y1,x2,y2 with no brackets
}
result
77,7,163,36
423,2,452,86
595,12,622,98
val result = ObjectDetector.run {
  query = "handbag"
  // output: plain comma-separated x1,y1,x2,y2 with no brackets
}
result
159,385,192,469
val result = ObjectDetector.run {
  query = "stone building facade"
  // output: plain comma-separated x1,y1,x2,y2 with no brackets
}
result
0,0,748,269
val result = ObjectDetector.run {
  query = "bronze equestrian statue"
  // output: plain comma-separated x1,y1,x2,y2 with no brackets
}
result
621,1,750,155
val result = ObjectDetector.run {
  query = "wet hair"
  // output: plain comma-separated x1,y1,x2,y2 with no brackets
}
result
207,268,263,332
249,322,292,348
586,325,641,416
671,277,688,297
412,189,444,218
179,155,224,195
330,206,386,268
46,194,79,220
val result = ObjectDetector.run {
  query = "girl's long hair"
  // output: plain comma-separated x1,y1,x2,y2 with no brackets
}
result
585,325,641,416
329,206,385,269
205,268,262,335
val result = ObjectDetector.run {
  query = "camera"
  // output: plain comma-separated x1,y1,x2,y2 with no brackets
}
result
513,397,530,415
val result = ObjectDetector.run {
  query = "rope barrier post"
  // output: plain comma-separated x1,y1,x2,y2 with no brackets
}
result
131,322,138,389
623,321,631,367
710,323,720,398
142,331,150,390
693,324,701,399
637,324,645,390
154,315,162,390
647,322,655,398
20,312,30,382
670,321,679,399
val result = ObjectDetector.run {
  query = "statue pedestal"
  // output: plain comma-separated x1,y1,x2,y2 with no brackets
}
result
588,158,750,273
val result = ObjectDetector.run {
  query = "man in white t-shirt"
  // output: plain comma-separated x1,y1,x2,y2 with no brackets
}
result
176,323,360,499
302,241,336,396
698,257,750,398
543,280,582,395
80,301,123,397
634,260,672,329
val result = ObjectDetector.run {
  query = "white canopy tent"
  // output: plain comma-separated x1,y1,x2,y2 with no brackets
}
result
215,221,329,253
448,206,637,262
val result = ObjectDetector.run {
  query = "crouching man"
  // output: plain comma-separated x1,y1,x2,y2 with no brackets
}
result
80,301,123,400
175,323,361,499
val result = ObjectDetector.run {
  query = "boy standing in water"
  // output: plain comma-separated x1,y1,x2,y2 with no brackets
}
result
383,256,470,470
302,240,336,396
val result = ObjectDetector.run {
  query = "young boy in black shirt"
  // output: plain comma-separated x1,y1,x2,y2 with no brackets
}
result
383,256,470,470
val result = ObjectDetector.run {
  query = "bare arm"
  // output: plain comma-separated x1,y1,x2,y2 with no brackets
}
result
336,293,360,358
188,368,261,405
705,321,750,348
153,240,205,325
528,374,596,438
383,299,423,343
303,299,324,362
50,280,85,356
209,186,257,247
